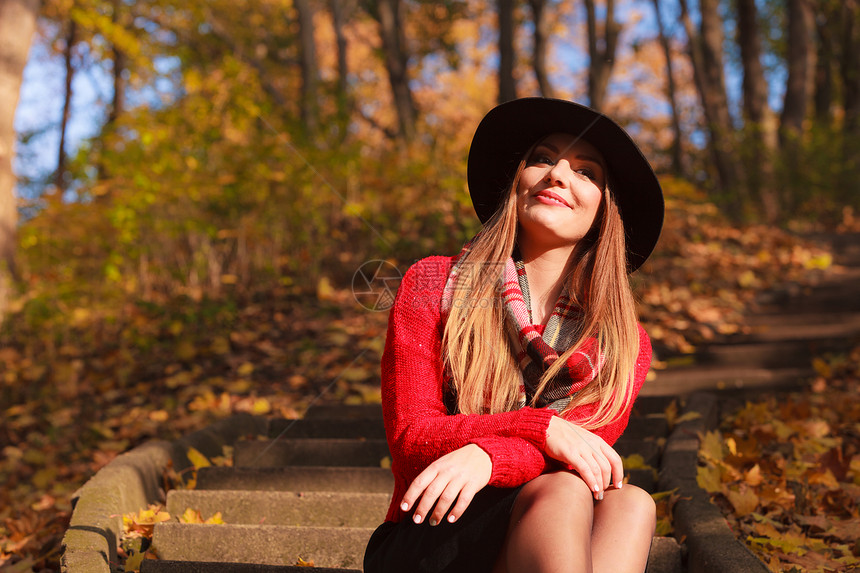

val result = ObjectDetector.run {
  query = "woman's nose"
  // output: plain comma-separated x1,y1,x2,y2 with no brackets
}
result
544,160,570,187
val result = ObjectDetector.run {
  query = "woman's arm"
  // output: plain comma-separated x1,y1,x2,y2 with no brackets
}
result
382,257,556,488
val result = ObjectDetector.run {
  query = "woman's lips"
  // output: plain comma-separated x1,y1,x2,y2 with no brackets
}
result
534,190,572,208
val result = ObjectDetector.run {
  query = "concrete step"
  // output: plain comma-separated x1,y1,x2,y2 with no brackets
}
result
304,404,382,420
642,365,812,397
626,467,658,492
234,438,390,468
740,312,860,343
196,466,394,493
166,489,390,528
646,536,684,573
630,395,676,416
142,560,359,572
625,415,669,439
267,418,386,440
691,338,847,368
150,523,373,569
615,439,661,468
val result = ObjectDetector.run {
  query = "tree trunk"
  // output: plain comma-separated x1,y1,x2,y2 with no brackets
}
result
374,0,416,140
840,0,860,202
679,0,744,213
56,17,76,194
736,0,767,124
527,0,554,98
497,0,517,104
329,0,350,122
813,4,835,123
736,0,778,221
0,0,41,322
294,0,319,137
780,0,816,145
650,0,684,176
98,0,125,184
841,0,860,136
584,0,620,111
107,0,125,128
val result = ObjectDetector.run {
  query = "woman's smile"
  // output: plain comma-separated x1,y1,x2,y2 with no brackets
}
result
534,189,572,208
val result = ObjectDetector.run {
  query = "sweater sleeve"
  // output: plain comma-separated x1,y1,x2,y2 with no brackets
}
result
381,257,556,489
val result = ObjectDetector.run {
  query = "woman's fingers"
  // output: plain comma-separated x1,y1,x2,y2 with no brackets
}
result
400,444,492,525
545,416,621,499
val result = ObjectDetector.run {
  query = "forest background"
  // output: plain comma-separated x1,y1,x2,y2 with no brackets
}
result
0,0,859,570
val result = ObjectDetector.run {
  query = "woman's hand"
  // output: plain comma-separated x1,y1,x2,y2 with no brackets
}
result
544,416,624,500
400,443,492,526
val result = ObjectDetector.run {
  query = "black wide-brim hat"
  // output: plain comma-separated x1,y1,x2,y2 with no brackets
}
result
467,97,664,272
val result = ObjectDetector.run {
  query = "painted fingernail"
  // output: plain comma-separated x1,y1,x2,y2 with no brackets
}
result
616,482,622,489
598,492,604,501
413,514,422,524
401,502,409,511
593,484,600,492
448,514,457,523
429,518,438,526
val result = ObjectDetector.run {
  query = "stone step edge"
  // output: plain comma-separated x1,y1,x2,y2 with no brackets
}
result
62,413,270,573
62,403,397,571
150,523,374,569
658,392,769,573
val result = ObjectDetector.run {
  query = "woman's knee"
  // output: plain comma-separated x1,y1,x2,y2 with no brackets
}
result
513,472,594,521
599,484,656,528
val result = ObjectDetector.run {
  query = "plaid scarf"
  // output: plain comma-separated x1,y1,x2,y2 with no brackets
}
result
441,245,603,412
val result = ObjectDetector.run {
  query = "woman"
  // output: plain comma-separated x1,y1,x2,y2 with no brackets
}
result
364,98,665,573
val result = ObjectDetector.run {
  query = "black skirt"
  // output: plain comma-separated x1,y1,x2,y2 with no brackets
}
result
363,485,524,573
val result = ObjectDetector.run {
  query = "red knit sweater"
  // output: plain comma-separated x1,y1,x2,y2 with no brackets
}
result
381,256,653,523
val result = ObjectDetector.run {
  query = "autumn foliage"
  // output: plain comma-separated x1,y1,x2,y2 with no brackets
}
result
2,0,859,570
698,350,860,572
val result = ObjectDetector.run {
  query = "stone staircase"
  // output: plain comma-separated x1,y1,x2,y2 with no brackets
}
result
141,400,682,572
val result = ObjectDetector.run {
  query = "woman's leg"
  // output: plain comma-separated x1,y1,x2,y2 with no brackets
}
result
591,485,656,573
493,471,595,573
492,473,655,573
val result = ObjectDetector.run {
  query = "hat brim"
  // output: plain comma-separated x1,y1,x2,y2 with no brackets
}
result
467,98,664,272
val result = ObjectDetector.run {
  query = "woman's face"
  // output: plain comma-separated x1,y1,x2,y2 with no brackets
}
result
516,133,606,250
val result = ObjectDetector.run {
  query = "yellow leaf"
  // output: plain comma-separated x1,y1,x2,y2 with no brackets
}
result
622,454,653,470
812,357,832,378
295,557,315,566
149,409,168,422
726,487,759,516
187,447,211,469
210,337,231,355
699,430,725,463
316,276,336,301
250,397,271,415
675,411,702,424
134,507,171,526
726,437,737,456
744,464,764,486
737,270,756,288
204,511,224,524
180,508,203,524
237,362,254,377
696,464,722,493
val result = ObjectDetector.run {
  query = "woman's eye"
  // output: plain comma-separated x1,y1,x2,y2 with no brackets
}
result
530,154,554,166
575,168,597,181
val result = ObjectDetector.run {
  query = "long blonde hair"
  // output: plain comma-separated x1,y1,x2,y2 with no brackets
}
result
442,143,640,429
